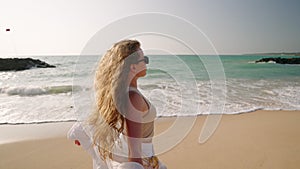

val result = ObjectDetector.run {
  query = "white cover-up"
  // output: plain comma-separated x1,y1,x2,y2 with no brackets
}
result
67,122,167,169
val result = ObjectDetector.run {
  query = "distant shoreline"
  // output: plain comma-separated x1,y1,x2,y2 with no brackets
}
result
243,52,300,56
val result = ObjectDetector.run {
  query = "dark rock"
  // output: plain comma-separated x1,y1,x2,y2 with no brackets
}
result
255,57,300,64
0,58,56,71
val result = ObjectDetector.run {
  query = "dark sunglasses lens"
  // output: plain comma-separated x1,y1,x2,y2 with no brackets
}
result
144,56,149,64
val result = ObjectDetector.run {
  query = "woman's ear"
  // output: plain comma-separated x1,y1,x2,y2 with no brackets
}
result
130,64,136,73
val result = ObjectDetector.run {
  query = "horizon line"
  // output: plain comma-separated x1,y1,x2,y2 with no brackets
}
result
1,52,300,58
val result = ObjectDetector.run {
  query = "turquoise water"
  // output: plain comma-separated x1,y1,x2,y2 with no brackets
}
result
220,55,300,79
1,55,300,124
148,55,300,80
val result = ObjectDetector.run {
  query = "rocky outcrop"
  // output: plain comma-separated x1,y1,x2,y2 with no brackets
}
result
0,58,56,71
255,57,300,64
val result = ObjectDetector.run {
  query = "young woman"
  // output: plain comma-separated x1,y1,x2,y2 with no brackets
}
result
88,40,167,169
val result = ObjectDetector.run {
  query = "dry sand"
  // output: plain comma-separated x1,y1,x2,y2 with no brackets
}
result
1,110,299,169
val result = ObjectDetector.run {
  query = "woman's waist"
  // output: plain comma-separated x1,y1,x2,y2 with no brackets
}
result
113,135,154,156
112,141,154,163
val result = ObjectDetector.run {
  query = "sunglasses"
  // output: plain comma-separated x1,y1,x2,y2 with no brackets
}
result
136,56,149,64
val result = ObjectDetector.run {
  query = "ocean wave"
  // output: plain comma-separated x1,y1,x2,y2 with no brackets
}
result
0,85,81,96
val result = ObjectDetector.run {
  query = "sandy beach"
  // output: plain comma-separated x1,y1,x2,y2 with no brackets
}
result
1,110,299,169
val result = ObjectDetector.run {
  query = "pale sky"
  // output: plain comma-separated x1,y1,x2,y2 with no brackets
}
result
1,0,300,56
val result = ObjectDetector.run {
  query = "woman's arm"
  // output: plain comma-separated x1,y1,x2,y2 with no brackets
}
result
126,91,146,165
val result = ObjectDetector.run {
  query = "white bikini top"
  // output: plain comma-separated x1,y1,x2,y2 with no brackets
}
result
128,87,156,138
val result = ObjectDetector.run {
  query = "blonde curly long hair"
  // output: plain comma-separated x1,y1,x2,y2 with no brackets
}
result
88,39,141,160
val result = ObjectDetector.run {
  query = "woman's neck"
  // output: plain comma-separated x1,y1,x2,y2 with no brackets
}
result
130,78,138,88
